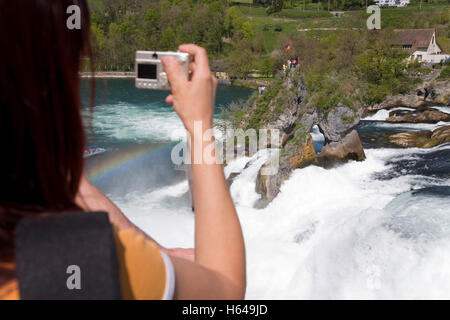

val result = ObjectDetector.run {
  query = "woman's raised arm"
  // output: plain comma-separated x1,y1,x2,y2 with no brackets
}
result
162,44,246,299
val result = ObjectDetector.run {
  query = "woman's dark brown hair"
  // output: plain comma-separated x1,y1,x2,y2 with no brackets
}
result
0,0,93,270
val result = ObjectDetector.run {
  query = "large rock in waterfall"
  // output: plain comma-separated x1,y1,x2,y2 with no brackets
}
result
318,104,363,143
317,130,366,168
243,69,365,207
386,109,450,124
388,125,450,148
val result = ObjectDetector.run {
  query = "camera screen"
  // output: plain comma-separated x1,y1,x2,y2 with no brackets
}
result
137,64,157,79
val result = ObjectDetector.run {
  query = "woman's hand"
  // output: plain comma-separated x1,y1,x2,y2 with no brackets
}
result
162,44,217,134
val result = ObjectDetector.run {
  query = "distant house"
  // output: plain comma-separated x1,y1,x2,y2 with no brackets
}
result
375,0,409,7
210,60,229,80
394,28,449,64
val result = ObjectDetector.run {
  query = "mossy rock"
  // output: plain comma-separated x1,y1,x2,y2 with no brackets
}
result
288,134,317,169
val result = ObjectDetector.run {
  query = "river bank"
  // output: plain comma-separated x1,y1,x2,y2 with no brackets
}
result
79,71,135,78
79,71,268,90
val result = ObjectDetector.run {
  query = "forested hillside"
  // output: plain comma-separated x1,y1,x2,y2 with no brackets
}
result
87,0,449,73
88,0,246,70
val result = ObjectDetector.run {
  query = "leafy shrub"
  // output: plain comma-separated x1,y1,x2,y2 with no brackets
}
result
364,83,390,105
438,66,450,79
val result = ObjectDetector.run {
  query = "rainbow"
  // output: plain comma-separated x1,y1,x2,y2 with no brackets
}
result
85,142,171,181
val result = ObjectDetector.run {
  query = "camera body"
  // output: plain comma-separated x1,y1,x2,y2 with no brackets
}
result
135,51,191,90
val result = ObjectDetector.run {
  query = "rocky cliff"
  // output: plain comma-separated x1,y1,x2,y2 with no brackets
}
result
236,68,365,207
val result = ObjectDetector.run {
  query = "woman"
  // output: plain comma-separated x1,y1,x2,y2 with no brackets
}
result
0,0,245,299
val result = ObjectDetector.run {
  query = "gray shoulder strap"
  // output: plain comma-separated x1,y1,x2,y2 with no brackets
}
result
15,211,121,300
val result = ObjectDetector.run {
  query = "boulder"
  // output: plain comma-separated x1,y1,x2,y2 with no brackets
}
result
388,125,450,148
386,109,450,124
318,104,363,143
429,80,450,106
370,93,426,111
425,125,450,148
388,130,432,148
317,130,366,168
256,162,284,208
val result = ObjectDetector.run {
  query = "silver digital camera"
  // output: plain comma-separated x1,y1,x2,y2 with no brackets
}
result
135,51,192,90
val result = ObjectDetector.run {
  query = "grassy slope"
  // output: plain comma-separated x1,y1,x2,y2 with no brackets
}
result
249,18,300,52
240,4,450,54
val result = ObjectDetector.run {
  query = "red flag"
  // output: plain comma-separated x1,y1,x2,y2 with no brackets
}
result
285,44,291,52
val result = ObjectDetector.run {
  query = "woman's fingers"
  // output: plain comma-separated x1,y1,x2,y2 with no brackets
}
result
178,44,210,78
165,94,173,104
162,57,187,94
163,44,215,133
189,61,197,76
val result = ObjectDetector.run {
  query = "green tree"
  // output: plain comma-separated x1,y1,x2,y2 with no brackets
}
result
88,0,229,70
353,31,411,103
253,32,267,54
259,59,273,77
159,27,177,50
144,8,160,34
90,22,106,70
237,21,254,40
226,39,256,79
224,7,245,38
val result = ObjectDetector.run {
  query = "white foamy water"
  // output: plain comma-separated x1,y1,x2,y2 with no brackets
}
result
112,144,450,299
92,102,187,142
112,182,194,247
91,102,234,145
370,121,448,131
431,105,450,114
364,105,450,122
310,125,325,142
229,149,278,207
363,107,415,121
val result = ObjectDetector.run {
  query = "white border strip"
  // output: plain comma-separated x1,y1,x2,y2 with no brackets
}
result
160,251,175,300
